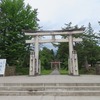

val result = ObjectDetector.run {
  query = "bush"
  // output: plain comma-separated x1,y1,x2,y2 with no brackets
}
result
16,67,29,75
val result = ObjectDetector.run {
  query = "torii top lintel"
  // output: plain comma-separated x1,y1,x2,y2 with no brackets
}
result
24,28,85,36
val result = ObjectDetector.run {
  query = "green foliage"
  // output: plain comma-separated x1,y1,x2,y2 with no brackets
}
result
79,67,96,75
41,69,52,75
59,69,68,75
75,23,100,68
40,47,55,70
56,22,100,73
16,66,29,75
56,43,69,69
0,0,39,66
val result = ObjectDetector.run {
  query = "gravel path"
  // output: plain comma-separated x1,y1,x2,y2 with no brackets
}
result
50,69,60,75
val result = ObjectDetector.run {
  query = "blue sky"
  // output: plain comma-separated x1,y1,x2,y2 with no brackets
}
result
24,0,100,50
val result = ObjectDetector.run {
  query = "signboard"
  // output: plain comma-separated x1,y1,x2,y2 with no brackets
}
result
0,59,6,75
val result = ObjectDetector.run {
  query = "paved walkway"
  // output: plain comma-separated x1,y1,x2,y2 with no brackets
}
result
50,69,60,75
0,75,100,83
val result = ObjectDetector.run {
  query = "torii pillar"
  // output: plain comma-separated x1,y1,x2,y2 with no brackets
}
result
68,34,73,74
68,35,79,75
34,36,39,74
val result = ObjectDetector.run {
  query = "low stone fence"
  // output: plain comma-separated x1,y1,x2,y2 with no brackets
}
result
5,66,16,76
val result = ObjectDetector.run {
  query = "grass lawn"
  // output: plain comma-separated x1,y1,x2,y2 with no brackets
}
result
59,69,68,75
41,69,52,75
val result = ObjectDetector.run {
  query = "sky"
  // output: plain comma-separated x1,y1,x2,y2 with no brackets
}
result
24,0,100,50
24,0,100,32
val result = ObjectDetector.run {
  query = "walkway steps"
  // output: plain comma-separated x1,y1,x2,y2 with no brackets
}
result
0,83,100,96
0,83,100,86
0,86,100,91
0,91,100,96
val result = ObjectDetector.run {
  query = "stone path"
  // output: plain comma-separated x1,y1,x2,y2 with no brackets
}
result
0,75,100,83
50,69,60,75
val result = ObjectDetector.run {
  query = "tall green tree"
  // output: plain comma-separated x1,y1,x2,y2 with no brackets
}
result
40,47,55,70
56,42,69,69
57,22,100,71
74,22,100,70
0,0,39,66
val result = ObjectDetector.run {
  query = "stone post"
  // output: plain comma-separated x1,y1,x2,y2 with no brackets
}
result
68,58,70,74
72,50,79,75
39,60,41,75
29,51,35,76
50,62,53,70
59,62,60,70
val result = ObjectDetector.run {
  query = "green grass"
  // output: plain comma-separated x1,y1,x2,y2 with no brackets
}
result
41,69,52,75
59,69,68,75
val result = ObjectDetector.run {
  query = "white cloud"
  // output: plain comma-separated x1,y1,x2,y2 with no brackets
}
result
24,0,100,50
24,0,100,31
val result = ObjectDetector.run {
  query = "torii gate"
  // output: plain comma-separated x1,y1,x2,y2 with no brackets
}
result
24,28,85,76
50,61,62,69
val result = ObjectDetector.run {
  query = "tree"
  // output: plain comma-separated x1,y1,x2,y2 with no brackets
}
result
57,22,100,72
75,23,100,69
0,0,39,66
56,42,69,69
40,47,55,70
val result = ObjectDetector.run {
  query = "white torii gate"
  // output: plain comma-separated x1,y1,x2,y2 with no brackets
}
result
24,28,85,76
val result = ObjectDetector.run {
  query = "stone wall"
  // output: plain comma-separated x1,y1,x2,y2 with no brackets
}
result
5,66,16,76
96,67,100,75
95,61,100,75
